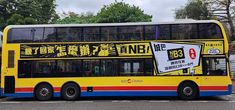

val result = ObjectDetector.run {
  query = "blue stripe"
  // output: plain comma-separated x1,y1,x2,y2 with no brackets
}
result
4,93,34,98
200,91,231,96
3,92,61,98
228,84,233,94
0,88,2,97
2,84,233,98
81,91,178,97
200,84,232,96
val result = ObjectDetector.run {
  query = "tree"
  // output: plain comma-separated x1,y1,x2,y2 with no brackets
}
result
175,0,235,39
0,0,17,23
175,0,211,20
56,1,152,24
0,0,58,30
56,12,96,24
33,0,59,24
7,14,25,25
205,0,235,37
0,0,17,29
95,2,152,23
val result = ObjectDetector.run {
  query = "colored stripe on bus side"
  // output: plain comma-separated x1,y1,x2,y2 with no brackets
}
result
15,87,61,92
199,86,228,91
5,85,231,98
14,85,229,92
80,91,178,97
92,86,177,91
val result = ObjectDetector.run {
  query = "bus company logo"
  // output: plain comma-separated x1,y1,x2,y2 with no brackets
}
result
189,48,196,60
207,48,220,54
121,79,143,83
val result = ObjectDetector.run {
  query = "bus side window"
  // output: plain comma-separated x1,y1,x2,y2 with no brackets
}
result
43,27,56,42
18,61,32,78
118,26,143,41
83,27,100,42
120,59,144,76
157,25,170,40
171,24,198,40
32,28,44,42
199,23,223,39
202,57,227,76
144,26,155,40
101,27,118,41
8,28,33,43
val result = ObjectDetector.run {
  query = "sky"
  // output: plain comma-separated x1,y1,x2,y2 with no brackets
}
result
56,0,188,22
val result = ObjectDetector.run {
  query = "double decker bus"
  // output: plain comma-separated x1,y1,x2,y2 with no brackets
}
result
0,20,232,100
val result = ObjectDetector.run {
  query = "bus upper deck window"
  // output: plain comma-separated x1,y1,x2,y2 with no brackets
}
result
144,26,155,40
8,28,33,43
199,23,223,39
101,27,118,41
157,25,170,40
118,26,143,41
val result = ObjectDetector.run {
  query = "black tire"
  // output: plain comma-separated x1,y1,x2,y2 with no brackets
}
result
35,84,53,101
61,83,80,101
178,82,198,100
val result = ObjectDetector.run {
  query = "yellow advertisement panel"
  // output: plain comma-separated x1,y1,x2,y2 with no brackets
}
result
203,41,224,54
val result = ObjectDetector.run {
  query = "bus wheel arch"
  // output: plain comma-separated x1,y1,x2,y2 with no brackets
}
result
177,80,199,100
34,82,54,101
61,81,80,101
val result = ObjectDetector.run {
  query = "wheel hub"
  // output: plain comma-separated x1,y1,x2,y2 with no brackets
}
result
183,86,193,96
40,88,49,96
66,87,76,97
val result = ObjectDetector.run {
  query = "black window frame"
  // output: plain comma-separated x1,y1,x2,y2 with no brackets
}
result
202,56,227,76
7,23,224,43
18,58,153,78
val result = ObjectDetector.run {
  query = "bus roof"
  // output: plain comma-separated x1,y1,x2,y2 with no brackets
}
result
5,20,220,28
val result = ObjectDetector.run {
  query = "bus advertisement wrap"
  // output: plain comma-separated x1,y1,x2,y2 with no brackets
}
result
151,42,201,73
20,43,152,58
1,21,232,101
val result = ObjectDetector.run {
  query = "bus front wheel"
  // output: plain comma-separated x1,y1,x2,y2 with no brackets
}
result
35,83,53,101
178,82,198,100
61,83,80,101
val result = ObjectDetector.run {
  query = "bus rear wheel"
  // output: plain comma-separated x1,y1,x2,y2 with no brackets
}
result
35,83,53,101
178,82,198,100
61,83,80,101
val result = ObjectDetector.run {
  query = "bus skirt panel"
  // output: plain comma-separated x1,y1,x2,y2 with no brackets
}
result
1,85,232,98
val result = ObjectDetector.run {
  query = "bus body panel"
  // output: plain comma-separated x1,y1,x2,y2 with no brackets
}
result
2,76,232,98
0,20,232,99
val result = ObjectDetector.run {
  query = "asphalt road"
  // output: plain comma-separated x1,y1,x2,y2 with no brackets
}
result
0,95,235,110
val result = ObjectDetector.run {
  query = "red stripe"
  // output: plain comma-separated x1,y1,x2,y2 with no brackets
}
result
15,87,61,92
15,88,34,92
13,86,181,92
199,86,228,90
14,86,229,93
81,87,87,91
54,87,61,92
